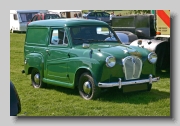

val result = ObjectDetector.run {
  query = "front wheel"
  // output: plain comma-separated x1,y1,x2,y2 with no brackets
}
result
31,68,46,88
78,73,101,100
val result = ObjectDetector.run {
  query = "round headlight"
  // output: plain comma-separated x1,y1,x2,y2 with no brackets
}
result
148,52,157,64
106,56,116,67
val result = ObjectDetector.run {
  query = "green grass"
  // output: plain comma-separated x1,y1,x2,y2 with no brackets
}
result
10,33,170,116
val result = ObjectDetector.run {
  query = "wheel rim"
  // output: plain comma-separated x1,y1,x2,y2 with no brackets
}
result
34,73,40,86
83,81,92,95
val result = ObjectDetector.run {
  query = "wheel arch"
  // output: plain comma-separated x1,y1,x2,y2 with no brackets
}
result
74,67,96,88
25,53,44,77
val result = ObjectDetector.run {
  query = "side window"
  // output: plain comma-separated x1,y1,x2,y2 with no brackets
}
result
45,14,50,19
50,29,68,45
26,28,49,45
103,12,110,17
96,13,102,17
88,12,95,17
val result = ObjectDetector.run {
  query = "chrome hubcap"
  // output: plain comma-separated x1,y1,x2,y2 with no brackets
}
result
83,81,91,94
34,73,40,85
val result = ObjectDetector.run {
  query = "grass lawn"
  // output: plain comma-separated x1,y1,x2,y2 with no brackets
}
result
10,33,170,116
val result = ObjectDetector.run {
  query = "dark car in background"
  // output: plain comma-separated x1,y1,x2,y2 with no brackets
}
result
82,11,110,24
115,31,138,45
10,81,21,116
115,30,170,71
27,12,61,26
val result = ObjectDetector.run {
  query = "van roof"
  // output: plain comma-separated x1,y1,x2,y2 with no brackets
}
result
28,18,108,27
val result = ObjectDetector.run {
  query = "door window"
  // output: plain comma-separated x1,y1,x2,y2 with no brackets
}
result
102,12,110,17
88,12,95,17
51,29,68,45
96,12,102,17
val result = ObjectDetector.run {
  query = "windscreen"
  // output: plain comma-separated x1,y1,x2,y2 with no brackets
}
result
70,26,120,45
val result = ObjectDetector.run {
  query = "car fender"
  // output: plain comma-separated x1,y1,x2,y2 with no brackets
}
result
24,53,44,75
130,39,170,69
72,55,104,86
130,39,164,52
75,65,100,87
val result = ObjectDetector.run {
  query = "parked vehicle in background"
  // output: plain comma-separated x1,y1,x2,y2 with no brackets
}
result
115,31,169,70
10,81,21,116
112,13,170,70
151,10,170,42
112,14,156,39
115,31,138,45
22,18,159,100
10,10,49,33
82,11,110,24
82,13,88,18
27,12,61,26
49,10,82,18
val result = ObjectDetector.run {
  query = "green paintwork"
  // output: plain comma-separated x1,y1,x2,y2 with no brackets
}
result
24,19,156,89
28,19,108,27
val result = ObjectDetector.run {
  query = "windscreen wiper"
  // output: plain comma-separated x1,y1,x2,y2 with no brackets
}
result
87,39,98,42
74,38,84,41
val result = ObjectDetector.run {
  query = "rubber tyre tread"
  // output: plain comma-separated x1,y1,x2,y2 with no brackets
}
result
78,72,101,100
31,68,46,88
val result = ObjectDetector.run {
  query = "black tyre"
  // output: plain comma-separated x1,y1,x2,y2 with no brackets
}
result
78,73,101,100
147,84,152,91
31,68,46,88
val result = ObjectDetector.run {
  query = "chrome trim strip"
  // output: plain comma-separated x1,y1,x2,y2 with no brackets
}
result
98,75,160,88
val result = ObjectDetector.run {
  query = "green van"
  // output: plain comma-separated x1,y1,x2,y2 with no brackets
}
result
22,19,160,100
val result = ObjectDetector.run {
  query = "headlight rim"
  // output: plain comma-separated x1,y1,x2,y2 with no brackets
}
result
148,52,158,64
105,56,116,68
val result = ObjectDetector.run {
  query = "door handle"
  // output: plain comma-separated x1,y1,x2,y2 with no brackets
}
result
46,49,50,56
68,53,70,58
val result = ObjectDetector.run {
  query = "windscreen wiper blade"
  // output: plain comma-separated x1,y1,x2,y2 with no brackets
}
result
74,38,84,41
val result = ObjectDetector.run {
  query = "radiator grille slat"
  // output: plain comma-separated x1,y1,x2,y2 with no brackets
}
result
122,56,142,80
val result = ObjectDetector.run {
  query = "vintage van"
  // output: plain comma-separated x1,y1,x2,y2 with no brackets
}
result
22,19,160,100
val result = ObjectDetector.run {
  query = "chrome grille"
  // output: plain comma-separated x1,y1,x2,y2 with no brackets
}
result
122,56,142,80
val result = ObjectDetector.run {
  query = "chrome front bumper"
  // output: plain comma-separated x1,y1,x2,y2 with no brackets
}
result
98,74,160,89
